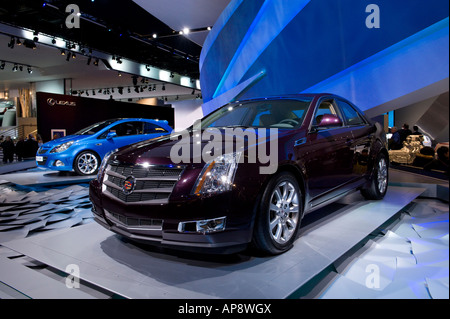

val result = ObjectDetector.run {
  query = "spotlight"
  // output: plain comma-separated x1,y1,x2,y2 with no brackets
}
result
52,38,56,44
0,61,5,70
66,52,71,61
145,65,150,71
132,76,138,86
19,65,23,71
27,66,32,74
170,72,174,78
162,84,166,91
87,56,91,65
152,34,157,39
92,90,96,96
116,57,122,64
191,89,195,95
12,64,18,72
72,53,76,59
118,72,122,77
118,87,123,95
60,49,65,56
93,58,99,66
16,38,22,46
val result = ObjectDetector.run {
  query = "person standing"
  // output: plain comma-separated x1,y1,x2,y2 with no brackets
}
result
398,123,413,144
1,136,15,164
24,134,39,159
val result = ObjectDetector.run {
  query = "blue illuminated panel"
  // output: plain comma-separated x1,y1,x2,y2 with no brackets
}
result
200,0,449,114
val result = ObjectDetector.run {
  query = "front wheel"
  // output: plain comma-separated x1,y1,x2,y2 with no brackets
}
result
361,152,389,200
252,172,303,255
74,151,100,176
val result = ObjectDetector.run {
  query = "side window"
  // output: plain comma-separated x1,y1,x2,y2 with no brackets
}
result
313,99,342,126
109,122,142,137
143,122,168,134
337,100,365,126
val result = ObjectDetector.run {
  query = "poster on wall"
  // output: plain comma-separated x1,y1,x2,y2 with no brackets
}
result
51,129,66,140
36,92,174,143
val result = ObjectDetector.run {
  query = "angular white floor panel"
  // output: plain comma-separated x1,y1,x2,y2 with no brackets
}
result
2,186,425,299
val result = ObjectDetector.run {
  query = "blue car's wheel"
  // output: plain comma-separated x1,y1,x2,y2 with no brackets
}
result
74,151,100,176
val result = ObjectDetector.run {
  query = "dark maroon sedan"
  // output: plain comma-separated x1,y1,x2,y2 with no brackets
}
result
89,94,389,255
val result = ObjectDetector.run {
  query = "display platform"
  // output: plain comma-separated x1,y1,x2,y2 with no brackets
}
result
1,186,426,299
0,169,94,187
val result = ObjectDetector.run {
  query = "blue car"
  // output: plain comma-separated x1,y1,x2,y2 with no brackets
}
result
36,118,173,176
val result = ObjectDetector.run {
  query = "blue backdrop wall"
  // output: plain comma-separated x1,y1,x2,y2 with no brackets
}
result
199,0,449,116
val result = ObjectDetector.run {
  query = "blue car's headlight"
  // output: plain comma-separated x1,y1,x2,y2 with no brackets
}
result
50,141,74,153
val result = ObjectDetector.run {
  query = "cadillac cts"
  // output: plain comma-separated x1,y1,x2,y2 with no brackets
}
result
89,94,389,255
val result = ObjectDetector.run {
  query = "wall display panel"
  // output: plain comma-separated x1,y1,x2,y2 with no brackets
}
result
36,92,174,143
200,0,449,115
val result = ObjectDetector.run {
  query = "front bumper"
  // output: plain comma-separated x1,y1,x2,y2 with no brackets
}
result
89,178,256,254
36,152,74,171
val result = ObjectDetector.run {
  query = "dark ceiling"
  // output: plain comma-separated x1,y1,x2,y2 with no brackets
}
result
0,0,204,79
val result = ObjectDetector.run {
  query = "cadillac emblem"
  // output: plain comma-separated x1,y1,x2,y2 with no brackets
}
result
122,176,136,195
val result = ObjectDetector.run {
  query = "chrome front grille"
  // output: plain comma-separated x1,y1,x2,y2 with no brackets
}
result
103,162,183,204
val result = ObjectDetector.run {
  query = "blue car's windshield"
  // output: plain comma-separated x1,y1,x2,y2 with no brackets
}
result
75,119,120,135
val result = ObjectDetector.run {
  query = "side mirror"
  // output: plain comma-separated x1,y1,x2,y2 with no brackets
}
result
106,132,117,140
317,114,342,128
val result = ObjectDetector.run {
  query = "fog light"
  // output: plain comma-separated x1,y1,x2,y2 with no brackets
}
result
178,217,226,234
54,160,65,167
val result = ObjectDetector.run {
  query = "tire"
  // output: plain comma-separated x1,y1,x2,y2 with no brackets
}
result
74,151,100,176
361,152,389,200
252,172,303,255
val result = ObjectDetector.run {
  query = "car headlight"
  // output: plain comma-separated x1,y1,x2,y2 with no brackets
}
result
193,152,241,195
50,141,74,153
97,149,118,180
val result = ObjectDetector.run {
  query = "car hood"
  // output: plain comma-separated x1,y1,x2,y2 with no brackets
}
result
41,135,89,148
111,128,293,167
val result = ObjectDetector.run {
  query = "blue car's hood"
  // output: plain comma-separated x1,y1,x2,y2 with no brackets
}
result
41,135,90,147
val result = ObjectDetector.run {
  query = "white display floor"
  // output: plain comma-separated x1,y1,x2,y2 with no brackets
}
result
0,185,429,299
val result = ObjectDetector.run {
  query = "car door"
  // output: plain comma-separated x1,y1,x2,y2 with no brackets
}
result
100,121,146,150
299,98,355,202
336,98,375,179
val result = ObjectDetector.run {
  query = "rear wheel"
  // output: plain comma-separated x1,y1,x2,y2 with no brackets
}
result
361,152,388,200
252,172,302,255
74,151,100,176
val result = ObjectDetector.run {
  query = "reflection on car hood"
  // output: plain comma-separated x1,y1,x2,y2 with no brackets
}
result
112,128,292,166
41,135,88,147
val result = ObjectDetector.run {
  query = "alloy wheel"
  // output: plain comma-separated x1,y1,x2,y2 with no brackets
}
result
77,152,99,175
268,181,300,244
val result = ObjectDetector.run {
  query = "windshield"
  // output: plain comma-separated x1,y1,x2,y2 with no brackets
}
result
200,99,312,129
74,119,120,135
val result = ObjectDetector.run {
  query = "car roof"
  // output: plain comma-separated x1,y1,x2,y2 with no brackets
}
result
234,93,337,103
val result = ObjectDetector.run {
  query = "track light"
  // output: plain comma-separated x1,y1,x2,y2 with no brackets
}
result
145,65,151,71
60,49,65,56
66,52,71,61
93,58,99,66
16,38,22,46
27,66,32,74
12,64,18,72
0,61,5,70
162,84,166,91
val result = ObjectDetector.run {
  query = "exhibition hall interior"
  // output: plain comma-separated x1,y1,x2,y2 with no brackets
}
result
0,0,448,300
